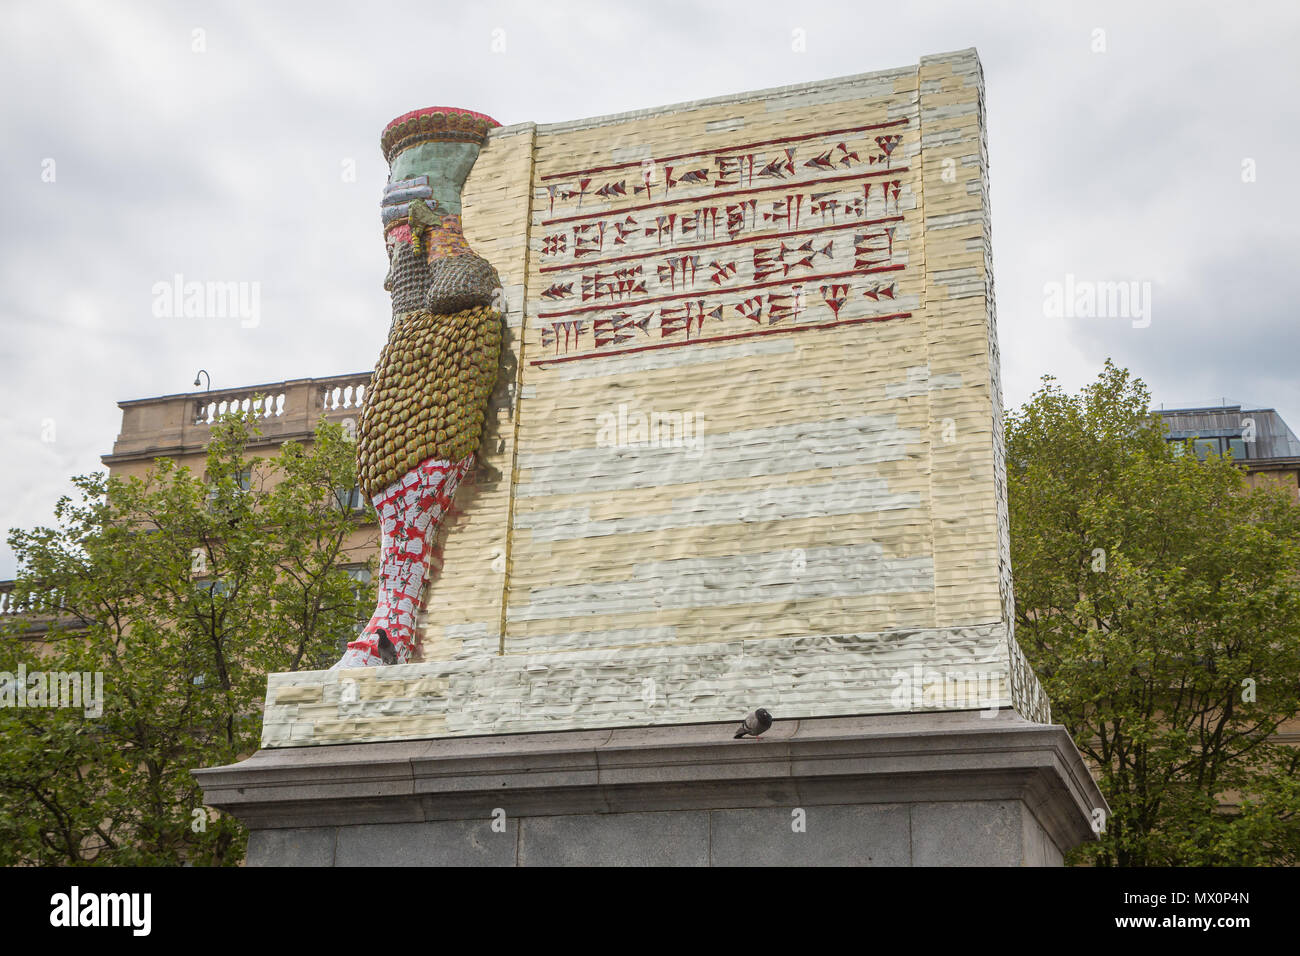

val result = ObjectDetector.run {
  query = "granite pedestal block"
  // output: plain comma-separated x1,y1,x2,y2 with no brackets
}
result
193,709,1106,866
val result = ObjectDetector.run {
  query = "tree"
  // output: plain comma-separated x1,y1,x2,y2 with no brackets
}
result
1007,360,1300,865
0,413,375,865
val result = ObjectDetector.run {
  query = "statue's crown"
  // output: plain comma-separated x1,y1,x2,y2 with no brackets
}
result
381,107,500,164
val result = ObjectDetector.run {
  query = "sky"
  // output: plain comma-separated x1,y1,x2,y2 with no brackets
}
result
1,0,1297,577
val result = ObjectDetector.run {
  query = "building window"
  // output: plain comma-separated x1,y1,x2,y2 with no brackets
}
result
333,485,368,513
1192,438,1220,461
206,468,253,511
1170,436,1254,462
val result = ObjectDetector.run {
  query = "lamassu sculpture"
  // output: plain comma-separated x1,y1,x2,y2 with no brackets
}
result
334,107,503,669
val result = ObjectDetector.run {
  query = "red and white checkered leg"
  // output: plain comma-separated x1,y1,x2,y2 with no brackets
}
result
332,454,474,669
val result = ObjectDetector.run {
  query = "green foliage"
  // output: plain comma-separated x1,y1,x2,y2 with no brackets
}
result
1008,360,1300,865
0,413,375,865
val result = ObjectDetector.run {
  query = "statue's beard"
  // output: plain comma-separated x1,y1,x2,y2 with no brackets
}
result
386,239,501,321
385,239,431,320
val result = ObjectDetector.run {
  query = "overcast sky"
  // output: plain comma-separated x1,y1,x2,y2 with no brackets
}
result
2,0,1297,577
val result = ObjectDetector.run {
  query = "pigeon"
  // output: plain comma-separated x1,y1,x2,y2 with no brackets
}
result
375,628,399,665
734,708,773,739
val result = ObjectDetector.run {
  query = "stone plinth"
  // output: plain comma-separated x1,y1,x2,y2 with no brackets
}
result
259,622,1045,748
193,710,1106,866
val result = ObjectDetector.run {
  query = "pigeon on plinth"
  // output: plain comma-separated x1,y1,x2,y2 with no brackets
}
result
375,628,398,665
734,708,773,739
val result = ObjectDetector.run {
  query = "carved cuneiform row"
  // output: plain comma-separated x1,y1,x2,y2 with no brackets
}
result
529,117,917,364
539,118,907,216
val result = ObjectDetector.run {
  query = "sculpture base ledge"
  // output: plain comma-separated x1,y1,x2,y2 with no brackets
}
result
193,708,1106,866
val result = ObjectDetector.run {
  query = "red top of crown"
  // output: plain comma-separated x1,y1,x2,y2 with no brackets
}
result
381,107,501,162
382,107,501,135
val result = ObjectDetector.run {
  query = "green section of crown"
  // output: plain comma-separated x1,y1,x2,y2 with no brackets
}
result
388,141,483,218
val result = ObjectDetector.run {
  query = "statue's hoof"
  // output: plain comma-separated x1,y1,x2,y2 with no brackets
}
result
332,644,383,670
426,253,501,314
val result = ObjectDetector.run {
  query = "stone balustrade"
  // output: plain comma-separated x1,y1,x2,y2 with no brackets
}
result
0,581,63,616
193,391,287,426
0,582,19,616
0,580,73,636
102,373,372,467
